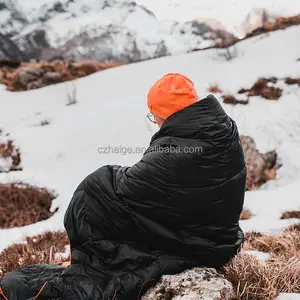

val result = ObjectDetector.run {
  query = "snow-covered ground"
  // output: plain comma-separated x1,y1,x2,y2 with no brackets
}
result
0,25,300,253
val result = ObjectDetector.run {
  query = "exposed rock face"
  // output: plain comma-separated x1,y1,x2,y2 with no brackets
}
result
187,18,237,47
142,268,235,300
241,136,280,190
0,33,27,61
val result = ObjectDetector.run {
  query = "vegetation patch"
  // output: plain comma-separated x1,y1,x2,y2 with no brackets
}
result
0,231,69,275
0,182,57,229
0,135,21,172
281,211,300,220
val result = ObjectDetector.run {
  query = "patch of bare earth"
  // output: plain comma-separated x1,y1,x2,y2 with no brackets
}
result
0,182,56,229
281,211,300,220
222,228,300,299
0,231,69,275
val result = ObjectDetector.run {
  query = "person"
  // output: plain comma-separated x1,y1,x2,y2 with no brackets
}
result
0,73,246,300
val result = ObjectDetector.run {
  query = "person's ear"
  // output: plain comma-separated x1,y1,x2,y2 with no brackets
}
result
154,115,165,128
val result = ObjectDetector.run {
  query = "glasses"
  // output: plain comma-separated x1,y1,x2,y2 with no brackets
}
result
147,113,156,124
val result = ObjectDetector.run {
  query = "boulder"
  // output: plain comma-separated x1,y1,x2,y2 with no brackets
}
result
142,268,235,300
43,71,62,84
241,136,280,190
18,66,44,85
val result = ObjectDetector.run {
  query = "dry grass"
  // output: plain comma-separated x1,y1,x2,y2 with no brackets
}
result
222,94,249,105
240,209,253,220
2,227,300,299
285,77,300,86
281,211,300,220
0,182,56,229
238,77,283,100
0,139,21,172
243,230,300,256
223,253,300,299
0,60,123,92
222,228,300,299
0,231,69,275
245,14,300,39
208,84,223,93
284,223,300,232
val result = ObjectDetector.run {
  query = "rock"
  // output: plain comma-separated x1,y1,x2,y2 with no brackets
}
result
240,136,280,190
18,66,44,85
142,268,235,300
0,33,27,61
43,71,62,84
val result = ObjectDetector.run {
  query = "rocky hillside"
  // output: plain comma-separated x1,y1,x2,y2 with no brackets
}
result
240,8,278,36
0,0,235,63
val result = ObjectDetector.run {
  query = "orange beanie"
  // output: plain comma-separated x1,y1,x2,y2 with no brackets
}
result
147,73,198,120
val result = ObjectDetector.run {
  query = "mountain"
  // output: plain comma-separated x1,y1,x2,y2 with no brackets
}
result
0,0,27,37
0,0,235,62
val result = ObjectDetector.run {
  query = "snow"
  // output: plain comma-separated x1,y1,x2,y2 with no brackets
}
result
0,25,300,254
54,245,70,262
242,250,270,262
277,294,300,300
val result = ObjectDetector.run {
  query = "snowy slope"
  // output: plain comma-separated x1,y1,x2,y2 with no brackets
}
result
0,25,300,252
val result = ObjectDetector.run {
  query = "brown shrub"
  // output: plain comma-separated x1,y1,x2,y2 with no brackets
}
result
0,139,21,172
222,253,300,299
284,223,300,232
223,228,300,299
247,78,282,100
208,84,223,93
240,209,252,220
0,231,69,274
244,230,300,257
0,60,123,92
0,182,56,229
281,211,300,220
285,77,300,86
222,94,249,105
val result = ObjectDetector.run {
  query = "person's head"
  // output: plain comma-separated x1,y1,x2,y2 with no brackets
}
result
147,73,198,128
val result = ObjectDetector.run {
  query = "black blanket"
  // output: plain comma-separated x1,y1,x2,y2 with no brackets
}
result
0,95,246,299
